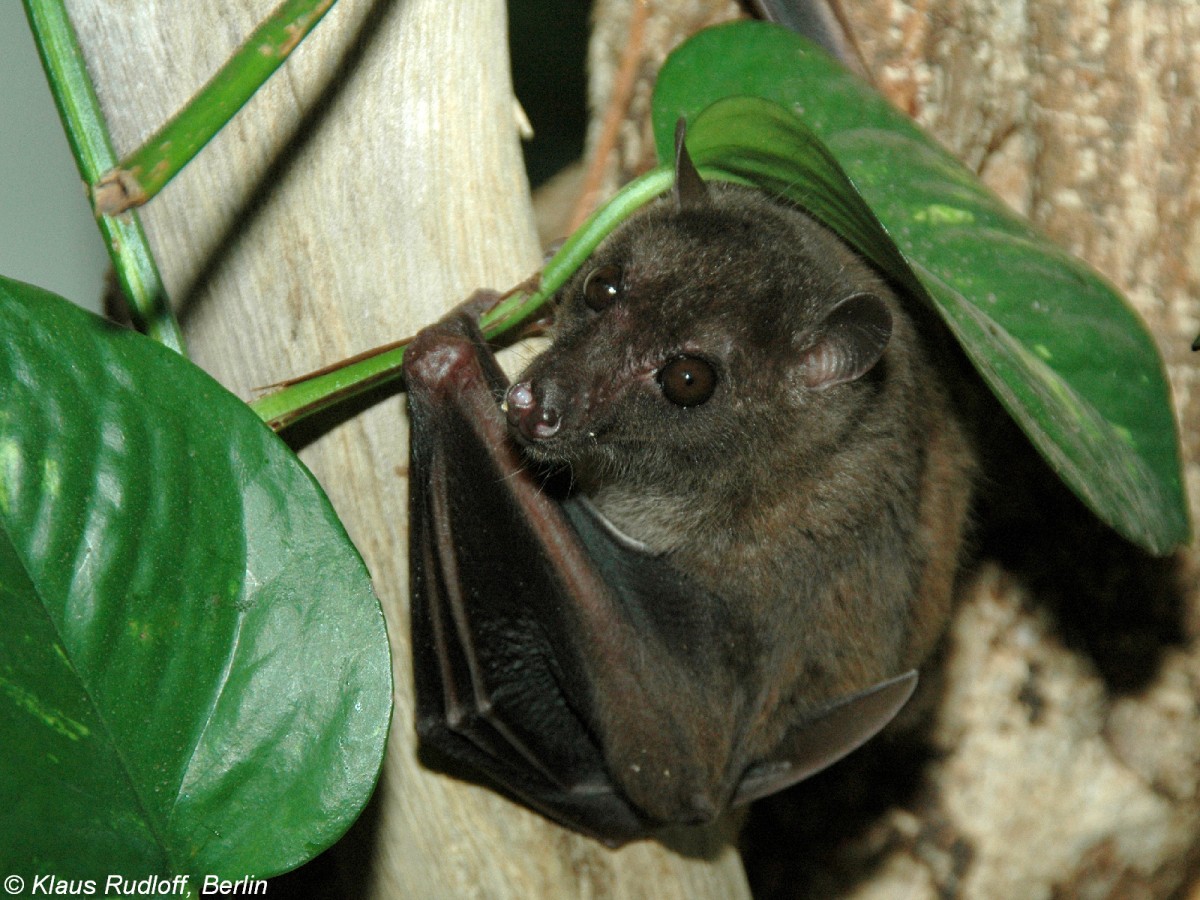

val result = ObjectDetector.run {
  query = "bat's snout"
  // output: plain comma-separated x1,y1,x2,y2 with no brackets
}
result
506,380,563,442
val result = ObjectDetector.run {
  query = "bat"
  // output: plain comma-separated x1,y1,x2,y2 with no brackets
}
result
402,124,975,845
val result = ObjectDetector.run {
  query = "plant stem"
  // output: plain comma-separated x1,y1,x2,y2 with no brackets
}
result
23,0,186,354
92,0,338,216
249,167,673,431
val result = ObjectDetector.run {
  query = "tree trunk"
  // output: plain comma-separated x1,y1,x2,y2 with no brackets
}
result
63,0,749,896
829,2,1200,894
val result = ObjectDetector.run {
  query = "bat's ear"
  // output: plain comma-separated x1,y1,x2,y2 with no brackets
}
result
798,291,893,389
673,118,709,209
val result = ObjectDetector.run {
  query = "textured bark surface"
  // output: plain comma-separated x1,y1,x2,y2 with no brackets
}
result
817,3,1200,896
64,1,748,896
583,0,744,202
583,1,1200,896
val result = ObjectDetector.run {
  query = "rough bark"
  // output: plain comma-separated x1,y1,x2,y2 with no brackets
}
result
64,0,748,896
824,3,1200,895
583,1,1200,896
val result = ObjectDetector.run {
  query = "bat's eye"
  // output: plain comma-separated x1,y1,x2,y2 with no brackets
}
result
583,264,623,310
658,356,716,407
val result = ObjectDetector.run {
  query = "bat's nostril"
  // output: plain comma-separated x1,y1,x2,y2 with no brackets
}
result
533,406,561,438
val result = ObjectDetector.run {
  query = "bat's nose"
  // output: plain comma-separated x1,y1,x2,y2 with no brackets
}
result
506,380,562,441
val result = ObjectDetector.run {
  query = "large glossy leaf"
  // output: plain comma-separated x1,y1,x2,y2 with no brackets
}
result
0,276,391,878
651,21,1189,555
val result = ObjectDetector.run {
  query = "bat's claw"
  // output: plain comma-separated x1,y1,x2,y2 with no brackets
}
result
453,288,504,324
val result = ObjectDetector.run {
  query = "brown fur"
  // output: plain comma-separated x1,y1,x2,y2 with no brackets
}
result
508,183,976,814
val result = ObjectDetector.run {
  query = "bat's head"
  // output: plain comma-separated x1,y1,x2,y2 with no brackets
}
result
505,141,898,548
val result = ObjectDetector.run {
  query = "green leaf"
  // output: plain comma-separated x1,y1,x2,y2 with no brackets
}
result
0,277,391,878
652,21,1189,555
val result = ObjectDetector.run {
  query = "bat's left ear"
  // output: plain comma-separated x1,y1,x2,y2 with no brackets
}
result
798,291,893,389
673,118,709,209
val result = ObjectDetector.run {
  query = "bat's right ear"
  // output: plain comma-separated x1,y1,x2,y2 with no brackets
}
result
798,291,893,389
673,118,709,209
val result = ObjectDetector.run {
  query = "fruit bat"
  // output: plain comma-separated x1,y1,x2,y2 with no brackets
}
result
403,122,975,845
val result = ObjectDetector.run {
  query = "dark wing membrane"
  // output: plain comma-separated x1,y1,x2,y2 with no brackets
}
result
733,669,918,806
404,304,919,844
405,310,649,844
747,0,867,75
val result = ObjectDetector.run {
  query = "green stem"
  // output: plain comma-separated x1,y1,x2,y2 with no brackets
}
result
92,0,337,216
249,167,674,431
23,0,185,354
479,167,673,336
250,343,407,432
